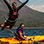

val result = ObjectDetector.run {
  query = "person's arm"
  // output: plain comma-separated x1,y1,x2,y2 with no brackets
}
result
17,0,29,11
3,0,12,11
19,32,26,40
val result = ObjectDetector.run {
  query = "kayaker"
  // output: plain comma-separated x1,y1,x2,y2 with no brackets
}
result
16,23,31,40
0,0,29,30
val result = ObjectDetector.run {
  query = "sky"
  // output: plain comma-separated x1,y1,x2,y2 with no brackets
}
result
20,0,44,6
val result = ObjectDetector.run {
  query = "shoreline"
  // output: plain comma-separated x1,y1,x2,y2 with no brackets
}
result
12,27,44,29
0,27,44,29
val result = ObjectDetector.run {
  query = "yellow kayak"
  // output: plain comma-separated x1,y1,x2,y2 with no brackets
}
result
0,35,44,44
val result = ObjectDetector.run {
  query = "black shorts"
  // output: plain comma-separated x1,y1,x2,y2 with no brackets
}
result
4,20,16,27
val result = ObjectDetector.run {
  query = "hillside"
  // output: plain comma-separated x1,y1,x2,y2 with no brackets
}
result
0,0,44,27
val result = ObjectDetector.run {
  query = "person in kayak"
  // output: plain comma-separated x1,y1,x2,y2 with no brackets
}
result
16,23,31,40
0,0,29,30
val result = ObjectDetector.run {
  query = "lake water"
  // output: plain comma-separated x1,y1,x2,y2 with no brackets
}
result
0,29,44,44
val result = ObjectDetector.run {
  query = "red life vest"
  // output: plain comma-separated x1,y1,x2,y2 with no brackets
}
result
11,12,18,20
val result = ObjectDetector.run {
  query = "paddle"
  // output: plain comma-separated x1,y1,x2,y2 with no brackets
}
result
7,29,19,38
28,37,41,44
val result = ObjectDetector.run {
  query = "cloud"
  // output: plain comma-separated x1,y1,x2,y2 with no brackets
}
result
29,5,44,12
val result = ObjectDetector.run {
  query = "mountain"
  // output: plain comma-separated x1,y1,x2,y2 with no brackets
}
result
0,0,44,27
29,5,44,13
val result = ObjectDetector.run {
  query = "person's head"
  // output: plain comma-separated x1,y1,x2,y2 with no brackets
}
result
12,2,17,8
19,23,24,29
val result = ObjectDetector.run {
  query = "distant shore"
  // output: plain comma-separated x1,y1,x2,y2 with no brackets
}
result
12,27,44,29
0,27,44,29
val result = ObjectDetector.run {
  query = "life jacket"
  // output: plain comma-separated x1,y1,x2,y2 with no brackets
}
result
17,27,24,40
11,12,18,20
17,27,23,33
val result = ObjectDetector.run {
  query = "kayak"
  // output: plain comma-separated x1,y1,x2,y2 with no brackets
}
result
0,35,44,44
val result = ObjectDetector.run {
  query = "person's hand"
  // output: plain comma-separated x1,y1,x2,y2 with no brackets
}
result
28,38,32,40
24,36,27,38
4,20,7,22
25,38,28,40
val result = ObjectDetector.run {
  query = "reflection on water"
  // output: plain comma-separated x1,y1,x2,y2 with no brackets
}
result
0,29,44,44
